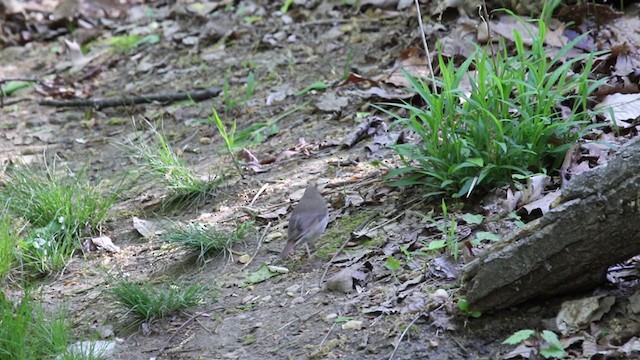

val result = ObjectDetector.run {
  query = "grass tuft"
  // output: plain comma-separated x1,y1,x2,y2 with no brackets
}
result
111,280,205,322
0,164,116,275
161,222,251,263
0,293,70,359
0,213,18,282
129,125,222,207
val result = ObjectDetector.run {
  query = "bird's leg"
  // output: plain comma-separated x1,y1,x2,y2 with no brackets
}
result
305,243,313,259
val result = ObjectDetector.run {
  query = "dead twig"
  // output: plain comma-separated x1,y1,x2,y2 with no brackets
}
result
388,312,425,360
157,309,218,356
319,322,337,348
414,0,437,93
249,183,269,207
241,222,271,270
447,332,470,355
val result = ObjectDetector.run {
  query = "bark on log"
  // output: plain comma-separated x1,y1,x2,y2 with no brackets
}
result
463,138,640,312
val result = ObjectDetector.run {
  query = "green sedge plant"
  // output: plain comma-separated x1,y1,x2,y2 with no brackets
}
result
378,7,607,198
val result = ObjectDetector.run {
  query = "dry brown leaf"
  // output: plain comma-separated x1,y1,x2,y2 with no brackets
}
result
595,93,640,127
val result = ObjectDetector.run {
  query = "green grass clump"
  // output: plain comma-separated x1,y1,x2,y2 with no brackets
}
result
0,164,116,275
0,294,70,359
161,222,251,262
0,214,18,281
131,126,221,202
381,2,607,198
111,280,205,322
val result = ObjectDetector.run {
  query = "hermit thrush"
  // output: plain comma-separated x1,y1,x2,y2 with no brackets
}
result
280,181,329,259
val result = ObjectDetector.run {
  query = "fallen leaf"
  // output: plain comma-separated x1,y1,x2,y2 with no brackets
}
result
132,217,159,239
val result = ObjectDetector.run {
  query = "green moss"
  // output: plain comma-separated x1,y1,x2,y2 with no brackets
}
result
106,117,126,126
316,210,376,260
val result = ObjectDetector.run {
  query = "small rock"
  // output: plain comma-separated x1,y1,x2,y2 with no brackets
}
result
325,313,338,322
431,289,448,302
308,287,321,295
285,284,300,296
341,320,363,330
268,265,289,274
291,296,305,304
238,254,251,264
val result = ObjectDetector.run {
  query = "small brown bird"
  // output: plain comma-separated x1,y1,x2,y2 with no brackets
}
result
280,181,329,259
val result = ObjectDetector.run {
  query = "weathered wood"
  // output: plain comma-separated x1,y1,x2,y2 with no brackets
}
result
463,138,640,312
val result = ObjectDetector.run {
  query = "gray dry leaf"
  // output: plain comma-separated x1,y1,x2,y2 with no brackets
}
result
241,148,265,174
556,295,616,336
401,291,429,314
519,174,550,206
132,217,160,239
594,93,640,127
315,92,349,112
504,343,534,359
259,205,289,220
90,236,120,253
521,189,561,215
628,290,640,314
324,267,368,293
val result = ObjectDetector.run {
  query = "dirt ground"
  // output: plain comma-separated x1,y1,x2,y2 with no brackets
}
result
3,1,636,359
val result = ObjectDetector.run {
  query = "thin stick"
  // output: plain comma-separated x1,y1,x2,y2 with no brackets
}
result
249,183,269,206
319,322,337,348
157,311,207,355
414,0,437,93
388,313,424,360
241,222,271,270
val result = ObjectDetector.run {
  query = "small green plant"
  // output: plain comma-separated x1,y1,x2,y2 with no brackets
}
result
131,125,221,199
209,108,245,176
280,0,294,13
503,329,565,359
457,299,481,318
19,218,76,275
111,280,205,322
420,199,460,259
378,1,607,198
0,164,115,236
103,34,160,53
295,81,328,96
384,255,402,283
222,71,255,114
0,80,33,97
161,221,251,263
0,293,70,359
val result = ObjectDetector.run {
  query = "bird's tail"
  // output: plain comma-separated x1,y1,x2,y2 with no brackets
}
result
280,240,296,259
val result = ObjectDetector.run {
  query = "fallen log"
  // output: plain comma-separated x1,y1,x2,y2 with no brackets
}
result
463,137,640,312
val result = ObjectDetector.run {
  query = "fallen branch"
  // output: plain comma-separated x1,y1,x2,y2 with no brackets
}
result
463,137,640,311
38,86,221,109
